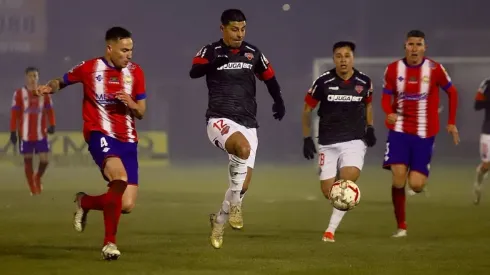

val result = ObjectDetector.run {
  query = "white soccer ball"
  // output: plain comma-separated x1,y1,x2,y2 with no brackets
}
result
329,180,361,211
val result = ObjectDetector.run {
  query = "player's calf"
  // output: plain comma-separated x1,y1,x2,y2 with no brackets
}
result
474,162,490,205
121,185,138,213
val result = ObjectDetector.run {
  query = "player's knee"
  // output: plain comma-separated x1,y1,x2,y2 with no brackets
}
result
391,165,408,188
121,201,135,214
235,143,251,160
482,162,490,171
339,167,361,182
408,172,427,192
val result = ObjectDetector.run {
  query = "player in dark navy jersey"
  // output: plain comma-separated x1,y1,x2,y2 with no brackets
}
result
189,9,286,249
302,41,376,242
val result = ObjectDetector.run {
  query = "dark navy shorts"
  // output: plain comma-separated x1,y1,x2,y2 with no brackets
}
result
382,130,435,177
20,139,49,154
87,131,139,184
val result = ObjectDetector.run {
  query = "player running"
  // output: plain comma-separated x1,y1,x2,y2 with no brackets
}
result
381,30,459,237
10,67,56,195
34,27,146,260
189,9,286,249
473,78,490,204
302,41,376,243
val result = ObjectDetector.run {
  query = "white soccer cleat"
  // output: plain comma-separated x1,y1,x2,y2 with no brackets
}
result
209,213,225,249
391,229,407,238
73,192,88,232
228,203,243,230
101,242,121,260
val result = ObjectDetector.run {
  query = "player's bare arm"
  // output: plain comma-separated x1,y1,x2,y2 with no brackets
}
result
116,92,145,119
440,66,459,145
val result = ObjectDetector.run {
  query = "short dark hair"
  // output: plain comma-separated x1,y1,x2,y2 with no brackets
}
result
332,41,356,53
407,30,425,39
105,27,132,41
221,9,246,25
25,66,39,75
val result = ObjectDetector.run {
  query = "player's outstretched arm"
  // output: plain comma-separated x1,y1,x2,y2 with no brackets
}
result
47,78,67,94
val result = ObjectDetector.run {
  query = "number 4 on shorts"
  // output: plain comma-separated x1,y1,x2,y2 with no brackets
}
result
100,137,110,152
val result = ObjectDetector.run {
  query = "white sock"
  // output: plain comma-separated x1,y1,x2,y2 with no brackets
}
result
228,155,247,204
326,208,347,234
476,165,488,185
216,200,230,224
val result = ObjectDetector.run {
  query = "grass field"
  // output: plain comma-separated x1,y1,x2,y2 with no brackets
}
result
0,163,489,275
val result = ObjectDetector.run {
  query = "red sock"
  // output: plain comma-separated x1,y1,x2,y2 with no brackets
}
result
81,194,105,211
103,180,127,245
37,161,49,178
392,186,407,230
24,158,35,191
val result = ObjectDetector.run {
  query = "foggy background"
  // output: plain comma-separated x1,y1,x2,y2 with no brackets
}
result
1,0,488,167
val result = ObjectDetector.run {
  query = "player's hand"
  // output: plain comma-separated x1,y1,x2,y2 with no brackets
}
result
303,137,316,160
364,125,377,147
386,113,398,125
10,131,17,145
116,92,137,109
447,124,460,145
33,85,52,96
212,55,229,68
272,100,286,121
47,125,55,134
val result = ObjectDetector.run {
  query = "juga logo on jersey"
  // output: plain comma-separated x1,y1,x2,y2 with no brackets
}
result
327,95,363,102
217,62,253,70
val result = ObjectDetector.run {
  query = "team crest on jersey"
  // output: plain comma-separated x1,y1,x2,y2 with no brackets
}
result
123,75,132,85
244,53,254,60
355,85,364,94
422,76,430,83
109,76,119,84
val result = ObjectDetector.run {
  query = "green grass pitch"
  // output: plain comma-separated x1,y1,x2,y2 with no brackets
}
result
0,164,489,275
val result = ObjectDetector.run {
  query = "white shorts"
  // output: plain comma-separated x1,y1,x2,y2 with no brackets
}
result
318,139,367,180
206,118,258,168
480,134,490,162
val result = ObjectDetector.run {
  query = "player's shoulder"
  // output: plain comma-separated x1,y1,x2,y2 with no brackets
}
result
126,61,143,73
354,68,372,84
241,41,261,53
424,57,446,70
386,59,404,69
478,77,490,89
313,69,336,85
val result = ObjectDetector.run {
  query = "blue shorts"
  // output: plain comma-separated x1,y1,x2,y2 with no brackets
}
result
20,139,49,154
382,130,435,177
87,131,139,185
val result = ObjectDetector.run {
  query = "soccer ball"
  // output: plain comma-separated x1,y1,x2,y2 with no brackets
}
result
329,180,361,211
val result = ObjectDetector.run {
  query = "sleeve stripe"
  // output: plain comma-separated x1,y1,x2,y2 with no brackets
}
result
136,93,147,100
192,57,209,65
62,73,72,85
382,88,393,95
442,82,452,91
304,94,319,109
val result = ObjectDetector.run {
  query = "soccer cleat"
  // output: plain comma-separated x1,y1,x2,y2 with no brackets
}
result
209,213,225,249
33,173,43,193
101,242,121,260
322,231,335,242
391,229,407,238
228,203,243,230
473,183,482,205
73,192,88,232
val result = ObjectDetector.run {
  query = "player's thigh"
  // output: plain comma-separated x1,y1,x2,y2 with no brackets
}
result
121,142,139,185
19,140,35,156
338,139,366,181
382,131,410,170
87,131,127,182
241,128,258,168
409,136,435,178
36,139,50,162
480,134,490,166
207,118,251,158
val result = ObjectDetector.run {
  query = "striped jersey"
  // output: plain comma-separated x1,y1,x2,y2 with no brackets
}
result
382,58,456,138
10,87,55,141
63,58,146,143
